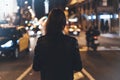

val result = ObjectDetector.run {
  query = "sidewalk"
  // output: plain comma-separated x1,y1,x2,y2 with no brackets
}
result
100,33,120,38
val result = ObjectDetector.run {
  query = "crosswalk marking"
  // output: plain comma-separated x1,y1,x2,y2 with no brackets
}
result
74,68,95,80
74,72,84,80
16,64,93,80
82,68,95,80
80,46,120,51
16,64,32,80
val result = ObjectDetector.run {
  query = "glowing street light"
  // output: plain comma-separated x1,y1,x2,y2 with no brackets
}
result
24,1,28,4
44,0,49,14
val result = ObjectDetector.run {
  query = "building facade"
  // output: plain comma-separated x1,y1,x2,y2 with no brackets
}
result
71,0,119,34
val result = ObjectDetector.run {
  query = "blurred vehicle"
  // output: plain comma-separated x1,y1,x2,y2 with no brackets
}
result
86,26,100,51
0,26,30,58
27,25,43,37
0,20,8,27
39,16,48,35
39,16,47,27
86,35,99,51
25,18,43,37
25,16,47,37
65,14,81,36
68,24,81,36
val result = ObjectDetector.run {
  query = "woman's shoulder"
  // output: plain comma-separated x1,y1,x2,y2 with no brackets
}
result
37,36,48,43
37,35,46,40
37,35,77,42
64,35,77,42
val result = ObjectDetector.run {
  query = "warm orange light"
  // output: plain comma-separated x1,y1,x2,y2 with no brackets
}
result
69,0,84,5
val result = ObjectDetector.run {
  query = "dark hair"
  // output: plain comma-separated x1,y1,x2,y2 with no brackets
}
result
45,8,66,35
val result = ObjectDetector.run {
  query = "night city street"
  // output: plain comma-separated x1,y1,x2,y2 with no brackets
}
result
1,0,120,80
0,32,120,80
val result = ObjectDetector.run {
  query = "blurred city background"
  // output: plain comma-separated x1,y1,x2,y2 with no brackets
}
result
0,0,120,80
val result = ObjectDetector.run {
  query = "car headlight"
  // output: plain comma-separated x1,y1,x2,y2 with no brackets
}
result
77,29,81,32
29,31,35,35
30,26,33,30
69,28,74,32
73,31,78,35
37,31,42,35
1,40,13,48
17,40,19,44
38,25,42,29
25,27,29,30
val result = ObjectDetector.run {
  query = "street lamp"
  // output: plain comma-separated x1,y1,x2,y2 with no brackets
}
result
44,0,49,14
24,1,28,4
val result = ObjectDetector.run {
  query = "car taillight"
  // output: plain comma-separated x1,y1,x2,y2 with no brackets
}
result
94,36,98,39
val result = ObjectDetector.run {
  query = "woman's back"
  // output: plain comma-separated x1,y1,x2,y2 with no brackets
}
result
32,8,82,80
35,34,77,80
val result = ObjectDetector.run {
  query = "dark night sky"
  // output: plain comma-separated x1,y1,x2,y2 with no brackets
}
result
34,0,69,19
17,0,69,19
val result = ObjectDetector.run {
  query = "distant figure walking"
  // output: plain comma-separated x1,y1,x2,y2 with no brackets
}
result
104,20,109,33
32,8,82,80
100,19,105,33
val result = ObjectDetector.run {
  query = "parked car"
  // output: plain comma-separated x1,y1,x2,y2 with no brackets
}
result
0,26,30,58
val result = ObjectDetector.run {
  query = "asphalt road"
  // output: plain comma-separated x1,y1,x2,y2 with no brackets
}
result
81,50,120,80
0,37,37,80
0,32,120,80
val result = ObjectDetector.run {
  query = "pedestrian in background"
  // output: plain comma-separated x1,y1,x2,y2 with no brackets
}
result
104,20,109,33
86,25,94,49
32,8,82,80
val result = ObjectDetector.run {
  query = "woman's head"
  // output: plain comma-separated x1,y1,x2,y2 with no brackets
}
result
45,8,66,35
